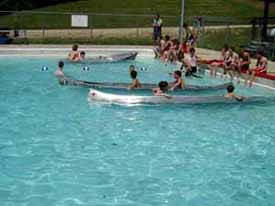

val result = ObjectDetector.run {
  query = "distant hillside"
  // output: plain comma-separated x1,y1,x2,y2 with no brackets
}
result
34,0,275,18
0,0,275,29
0,0,77,10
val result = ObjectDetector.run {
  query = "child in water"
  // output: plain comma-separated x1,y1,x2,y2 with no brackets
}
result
153,81,172,99
128,70,141,90
54,60,65,77
68,44,80,61
79,51,86,61
170,70,185,91
224,85,244,101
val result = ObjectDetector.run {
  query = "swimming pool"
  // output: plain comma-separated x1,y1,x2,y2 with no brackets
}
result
0,51,275,206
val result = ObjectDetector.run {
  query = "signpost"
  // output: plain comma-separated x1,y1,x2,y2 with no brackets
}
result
179,0,185,44
71,15,88,28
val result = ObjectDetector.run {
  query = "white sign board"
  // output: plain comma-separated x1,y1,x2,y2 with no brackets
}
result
71,15,88,27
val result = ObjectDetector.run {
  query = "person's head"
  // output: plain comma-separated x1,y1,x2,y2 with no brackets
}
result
158,81,169,92
80,51,86,58
227,84,235,93
72,44,78,51
168,52,174,61
172,38,179,45
155,13,160,19
183,23,188,29
130,70,138,79
58,60,64,68
256,50,264,59
223,44,229,52
227,49,233,56
165,35,170,42
189,47,195,55
230,46,235,52
129,65,136,72
173,70,182,79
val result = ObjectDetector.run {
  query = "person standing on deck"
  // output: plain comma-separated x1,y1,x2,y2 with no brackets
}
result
152,14,163,43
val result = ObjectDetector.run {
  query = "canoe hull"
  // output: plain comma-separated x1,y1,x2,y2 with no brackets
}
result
88,89,275,105
60,77,232,92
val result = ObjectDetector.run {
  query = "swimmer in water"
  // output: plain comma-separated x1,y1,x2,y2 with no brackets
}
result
224,85,244,101
68,44,80,61
170,70,185,91
153,81,172,99
128,70,141,90
54,60,65,77
79,51,86,61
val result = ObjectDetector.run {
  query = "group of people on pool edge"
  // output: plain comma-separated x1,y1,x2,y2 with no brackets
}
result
153,14,269,87
68,44,86,62
208,44,268,87
153,36,269,87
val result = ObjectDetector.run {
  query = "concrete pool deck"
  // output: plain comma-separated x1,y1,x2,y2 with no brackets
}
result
0,44,274,88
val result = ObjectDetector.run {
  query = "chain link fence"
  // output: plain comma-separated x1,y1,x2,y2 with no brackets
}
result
0,10,253,49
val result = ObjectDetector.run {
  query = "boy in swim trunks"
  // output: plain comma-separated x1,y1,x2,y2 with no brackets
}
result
79,51,86,61
209,44,229,77
129,65,136,73
247,50,268,87
184,47,202,78
68,44,80,61
128,70,141,90
224,85,244,101
238,49,251,85
170,70,185,91
54,60,65,78
153,81,172,99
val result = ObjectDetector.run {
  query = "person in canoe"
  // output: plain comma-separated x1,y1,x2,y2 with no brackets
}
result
128,70,142,90
55,61,84,86
68,44,80,61
153,81,172,99
169,70,185,91
224,85,244,101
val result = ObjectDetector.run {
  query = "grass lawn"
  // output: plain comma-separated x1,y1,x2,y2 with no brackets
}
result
0,0,274,29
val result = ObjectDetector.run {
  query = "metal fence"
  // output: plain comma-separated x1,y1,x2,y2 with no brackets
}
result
0,10,253,48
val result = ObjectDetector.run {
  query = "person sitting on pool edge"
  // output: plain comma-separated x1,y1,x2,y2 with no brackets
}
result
153,81,172,99
129,64,136,73
169,70,185,91
246,50,268,87
68,44,80,61
183,47,202,78
128,70,141,90
224,84,245,101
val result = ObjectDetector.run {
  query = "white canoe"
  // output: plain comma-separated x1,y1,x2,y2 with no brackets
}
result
60,77,232,92
88,89,275,105
65,51,138,64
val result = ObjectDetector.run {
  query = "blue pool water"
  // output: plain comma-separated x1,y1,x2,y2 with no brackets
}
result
0,55,275,206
